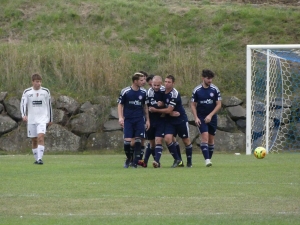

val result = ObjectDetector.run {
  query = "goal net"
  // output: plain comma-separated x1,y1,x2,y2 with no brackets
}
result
246,45,300,155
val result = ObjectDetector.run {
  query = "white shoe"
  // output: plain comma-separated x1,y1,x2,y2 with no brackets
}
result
205,159,212,167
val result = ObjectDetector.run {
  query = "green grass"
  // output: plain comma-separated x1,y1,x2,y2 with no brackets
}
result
1,153,299,224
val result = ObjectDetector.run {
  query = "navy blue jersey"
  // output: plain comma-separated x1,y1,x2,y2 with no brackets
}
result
164,88,188,125
191,84,221,117
147,86,165,123
117,86,148,119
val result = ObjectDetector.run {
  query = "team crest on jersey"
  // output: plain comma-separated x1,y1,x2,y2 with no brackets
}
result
139,95,143,100
210,92,214,97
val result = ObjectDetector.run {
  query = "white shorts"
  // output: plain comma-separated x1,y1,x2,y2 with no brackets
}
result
27,124,47,138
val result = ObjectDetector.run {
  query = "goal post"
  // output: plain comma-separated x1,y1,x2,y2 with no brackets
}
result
246,45,300,155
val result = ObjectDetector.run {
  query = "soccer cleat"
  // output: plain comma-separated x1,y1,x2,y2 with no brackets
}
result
205,159,212,167
171,160,183,168
137,160,147,168
152,161,161,168
123,158,131,168
33,161,38,164
37,159,43,165
178,161,185,167
187,162,192,168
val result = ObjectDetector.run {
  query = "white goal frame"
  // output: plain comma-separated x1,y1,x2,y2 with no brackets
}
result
246,44,300,155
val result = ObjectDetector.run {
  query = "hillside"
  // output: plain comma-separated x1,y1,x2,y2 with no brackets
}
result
0,0,299,100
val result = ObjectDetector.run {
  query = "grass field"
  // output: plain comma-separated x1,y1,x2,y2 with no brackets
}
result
0,153,299,224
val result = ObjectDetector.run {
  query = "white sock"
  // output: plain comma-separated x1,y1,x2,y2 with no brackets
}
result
32,148,38,161
37,145,45,160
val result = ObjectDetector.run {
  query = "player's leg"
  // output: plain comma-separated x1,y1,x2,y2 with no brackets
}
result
132,118,146,168
152,123,165,168
198,117,211,167
36,124,47,165
138,126,154,167
27,124,38,163
173,137,182,162
207,117,217,161
177,122,193,168
164,124,181,167
123,119,134,168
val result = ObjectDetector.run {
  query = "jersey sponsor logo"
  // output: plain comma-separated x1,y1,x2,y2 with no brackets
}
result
32,100,43,107
200,99,213,104
129,100,142,106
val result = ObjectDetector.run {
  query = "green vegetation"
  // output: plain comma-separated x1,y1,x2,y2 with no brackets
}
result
0,154,299,224
0,0,299,101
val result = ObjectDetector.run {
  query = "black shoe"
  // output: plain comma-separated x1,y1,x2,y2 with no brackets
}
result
34,161,38,164
37,159,43,165
123,158,131,168
171,160,182,168
187,162,192,168
178,161,185,167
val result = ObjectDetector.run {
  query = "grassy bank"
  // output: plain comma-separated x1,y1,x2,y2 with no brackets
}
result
0,0,299,100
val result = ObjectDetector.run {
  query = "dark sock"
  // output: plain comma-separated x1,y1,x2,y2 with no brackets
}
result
140,146,145,160
201,143,209,160
175,142,182,160
167,142,180,160
185,144,192,164
208,144,214,159
155,144,163,163
129,146,134,162
123,141,131,159
143,146,152,164
133,138,142,166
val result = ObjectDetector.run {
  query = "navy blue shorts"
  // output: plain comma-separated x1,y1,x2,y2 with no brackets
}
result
124,117,145,139
146,121,165,140
198,116,217,136
164,121,190,139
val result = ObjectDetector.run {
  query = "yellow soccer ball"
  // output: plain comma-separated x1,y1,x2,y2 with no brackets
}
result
254,147,266,159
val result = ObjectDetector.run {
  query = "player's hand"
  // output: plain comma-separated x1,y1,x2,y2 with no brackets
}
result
170,111,180,117
195,118,201,127
145,120,150,131
157,101,164,107
204,115,212,123
149,107,156,113
22,116,28,122
119,118,124,128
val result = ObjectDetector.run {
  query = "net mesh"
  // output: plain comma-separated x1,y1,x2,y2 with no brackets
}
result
250,48,300,153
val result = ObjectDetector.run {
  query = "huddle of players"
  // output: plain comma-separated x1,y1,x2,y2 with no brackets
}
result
117,70,221,168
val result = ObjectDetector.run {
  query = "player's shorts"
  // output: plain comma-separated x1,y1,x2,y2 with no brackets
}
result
124,117,145,139
197,115,217,136
27,124,47,138
164,121,190,139
146,121,165,140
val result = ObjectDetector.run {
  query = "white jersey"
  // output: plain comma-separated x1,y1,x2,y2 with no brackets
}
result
20,87,53,124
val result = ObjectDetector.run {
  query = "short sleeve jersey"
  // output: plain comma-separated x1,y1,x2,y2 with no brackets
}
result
191,84,221,117
20,87,53,124
147,86,165,123
117,86,148,119
164,88,188,125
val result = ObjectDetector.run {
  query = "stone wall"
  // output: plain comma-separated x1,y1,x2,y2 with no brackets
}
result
0,91,246,153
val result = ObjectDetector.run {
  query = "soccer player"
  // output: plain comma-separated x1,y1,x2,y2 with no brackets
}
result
118,72,150,168
191,69,222,167
149,75,193,168
20,73,53,165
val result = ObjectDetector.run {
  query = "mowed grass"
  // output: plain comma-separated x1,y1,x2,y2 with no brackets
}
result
0,153,299,225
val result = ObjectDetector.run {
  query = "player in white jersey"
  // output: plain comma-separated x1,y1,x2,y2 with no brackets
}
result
20,74,53,165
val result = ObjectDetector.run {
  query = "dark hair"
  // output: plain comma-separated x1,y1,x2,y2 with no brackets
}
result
202,69,215,78
166,74,175,82
32,73,42,81
146,74,154,82
139,70,148,78
132,72,144,82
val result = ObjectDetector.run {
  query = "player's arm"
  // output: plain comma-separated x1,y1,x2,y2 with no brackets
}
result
48,92,53,126
191,102,200,127
204,100,222,123
20,92,28,122
144,104,150,131
117,103,124,128
149,105,174,114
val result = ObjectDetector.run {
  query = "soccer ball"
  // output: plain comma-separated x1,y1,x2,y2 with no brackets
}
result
254,147,266,159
